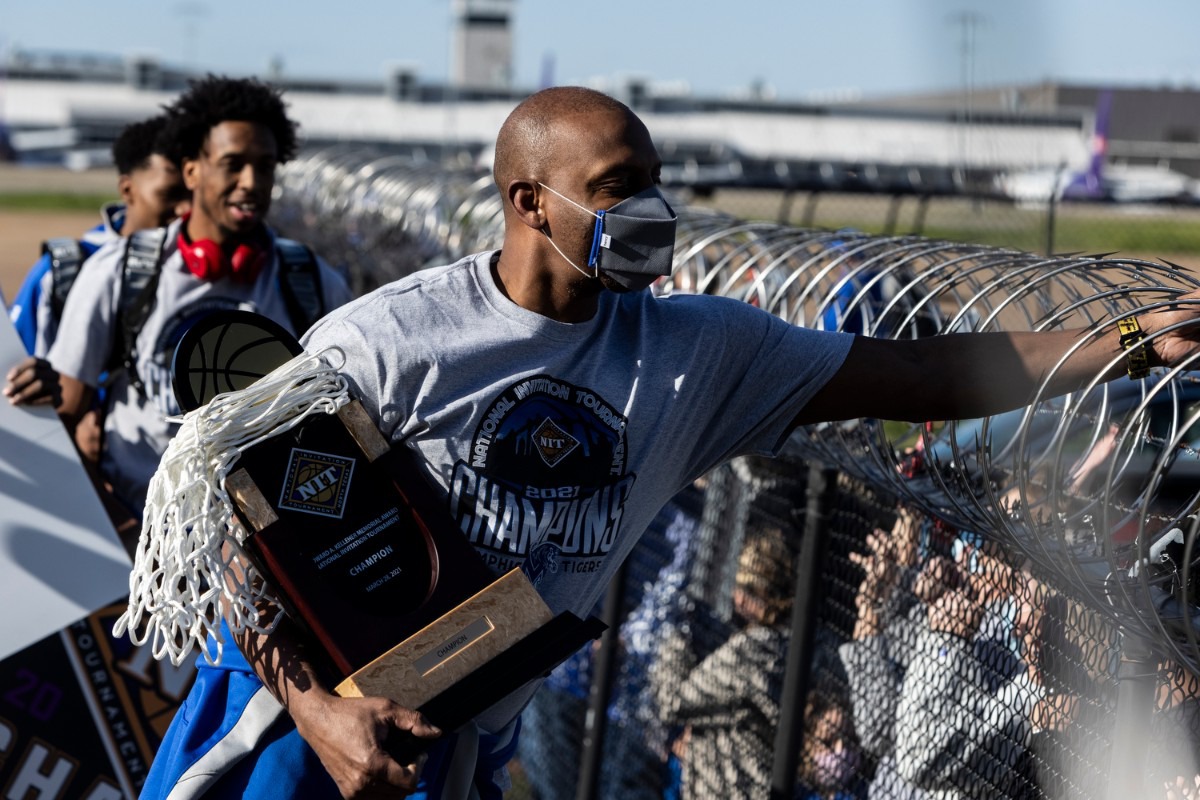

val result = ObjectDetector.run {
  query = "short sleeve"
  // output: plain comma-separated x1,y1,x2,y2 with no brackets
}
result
671,296,853,476
302,308,409,438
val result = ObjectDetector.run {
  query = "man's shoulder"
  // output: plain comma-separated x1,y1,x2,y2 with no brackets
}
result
84,234,131,269
304,253,486,333
366,251,486,300
19,251,54,289
81,219,120,253
268,235,346,285
625,288,765,324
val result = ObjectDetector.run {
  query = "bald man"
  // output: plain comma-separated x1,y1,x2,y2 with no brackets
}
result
144,87,1200,800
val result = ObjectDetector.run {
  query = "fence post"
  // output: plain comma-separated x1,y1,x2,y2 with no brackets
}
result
1106,630,1158,800
778,188,797,225
801,192,822,228
910,194,930,235
883,194,902,235
1045,183,1059,256
574,556,630,800
770,464,838,799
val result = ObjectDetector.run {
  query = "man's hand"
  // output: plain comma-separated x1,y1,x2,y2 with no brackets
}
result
292,692,441,798
1148,290,1200,368
913,555,959,604
3,357,62,407
850,526,907,638
1165,774,1200,800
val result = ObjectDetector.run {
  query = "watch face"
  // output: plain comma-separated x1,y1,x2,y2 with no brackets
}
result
172,309,304,412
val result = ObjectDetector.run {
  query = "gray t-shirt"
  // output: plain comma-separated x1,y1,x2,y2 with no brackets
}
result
301,250,853,730
49,218,353,514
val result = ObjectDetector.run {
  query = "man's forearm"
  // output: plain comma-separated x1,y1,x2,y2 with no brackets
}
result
798,324,1134,425
232,607,335,717
914,326,1127,420
225,589,442,796
55,372,95,435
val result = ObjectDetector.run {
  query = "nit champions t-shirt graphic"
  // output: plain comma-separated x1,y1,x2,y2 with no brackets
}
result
448,374,636,587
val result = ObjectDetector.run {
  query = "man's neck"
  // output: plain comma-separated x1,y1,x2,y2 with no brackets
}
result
186,213,223,246
121,210,156,238
494,242,602,323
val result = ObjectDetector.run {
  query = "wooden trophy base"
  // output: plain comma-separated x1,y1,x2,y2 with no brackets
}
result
334,568,551,708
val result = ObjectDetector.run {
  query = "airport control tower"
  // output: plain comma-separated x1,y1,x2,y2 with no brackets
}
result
452,0,515,90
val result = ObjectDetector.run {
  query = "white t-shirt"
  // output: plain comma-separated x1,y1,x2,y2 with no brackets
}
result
301,249,853,730
49,218,353,514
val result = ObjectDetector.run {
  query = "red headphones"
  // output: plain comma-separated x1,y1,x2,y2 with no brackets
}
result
177,219,269,284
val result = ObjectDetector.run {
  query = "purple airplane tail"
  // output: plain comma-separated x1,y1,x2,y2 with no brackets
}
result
1064,90,1112,199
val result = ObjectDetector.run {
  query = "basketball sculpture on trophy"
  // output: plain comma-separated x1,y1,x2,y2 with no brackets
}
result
116,311,604,739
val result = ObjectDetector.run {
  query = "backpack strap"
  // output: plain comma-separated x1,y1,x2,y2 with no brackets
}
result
275,238,326,335
43,237,85,321
106,227,169,393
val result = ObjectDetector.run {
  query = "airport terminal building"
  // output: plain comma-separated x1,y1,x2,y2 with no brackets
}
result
4,46,1200,200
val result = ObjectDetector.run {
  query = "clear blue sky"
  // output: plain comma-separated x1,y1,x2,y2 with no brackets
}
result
5,0,1200,101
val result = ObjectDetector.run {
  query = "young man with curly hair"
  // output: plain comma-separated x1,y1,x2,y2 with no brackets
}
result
8,76,352,544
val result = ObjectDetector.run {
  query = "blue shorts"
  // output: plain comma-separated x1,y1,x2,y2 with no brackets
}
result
141,624,519,800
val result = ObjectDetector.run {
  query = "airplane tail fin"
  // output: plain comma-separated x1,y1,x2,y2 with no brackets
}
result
1084,90,1112,192
1064,90,1111,199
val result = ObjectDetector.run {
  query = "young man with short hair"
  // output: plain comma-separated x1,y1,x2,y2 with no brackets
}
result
7,115,190,357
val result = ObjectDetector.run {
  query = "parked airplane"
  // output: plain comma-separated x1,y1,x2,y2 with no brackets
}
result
997,91,1197,205
1100,161,1196,204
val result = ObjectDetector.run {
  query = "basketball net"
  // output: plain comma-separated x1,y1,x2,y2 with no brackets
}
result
113,349,350,666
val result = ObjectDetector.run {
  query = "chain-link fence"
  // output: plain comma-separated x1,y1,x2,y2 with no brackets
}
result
271,148,1200,799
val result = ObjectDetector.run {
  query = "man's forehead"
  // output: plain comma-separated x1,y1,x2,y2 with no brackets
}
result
550,111,659,171
554,107,651,144
132,153,178,175
202,121,278,155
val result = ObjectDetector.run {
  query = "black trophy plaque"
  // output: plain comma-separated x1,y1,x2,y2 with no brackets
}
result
171,311,605,733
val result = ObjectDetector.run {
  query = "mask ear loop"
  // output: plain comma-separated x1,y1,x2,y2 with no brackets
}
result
588,210,607,268
537,182,604,279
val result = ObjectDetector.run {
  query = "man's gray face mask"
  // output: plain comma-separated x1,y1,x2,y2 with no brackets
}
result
539,183,678,291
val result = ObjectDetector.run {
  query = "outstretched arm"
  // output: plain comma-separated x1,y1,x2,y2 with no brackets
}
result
795,295,1200,426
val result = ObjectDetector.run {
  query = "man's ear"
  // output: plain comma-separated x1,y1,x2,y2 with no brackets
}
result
507,179,544,230
182,158,200,191
117,174,134,205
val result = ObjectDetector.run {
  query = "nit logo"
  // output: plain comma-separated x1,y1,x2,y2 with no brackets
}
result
532,418,579,468
279,448,356,519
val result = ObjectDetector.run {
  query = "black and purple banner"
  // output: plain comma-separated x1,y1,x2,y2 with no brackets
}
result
0,601,194,799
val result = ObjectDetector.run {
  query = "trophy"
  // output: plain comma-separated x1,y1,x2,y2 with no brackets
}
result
169,311,605,735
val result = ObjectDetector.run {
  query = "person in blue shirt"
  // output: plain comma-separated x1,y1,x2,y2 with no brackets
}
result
7,114,189,358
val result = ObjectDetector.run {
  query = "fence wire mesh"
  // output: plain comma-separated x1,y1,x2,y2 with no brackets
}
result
271,148,1200,799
